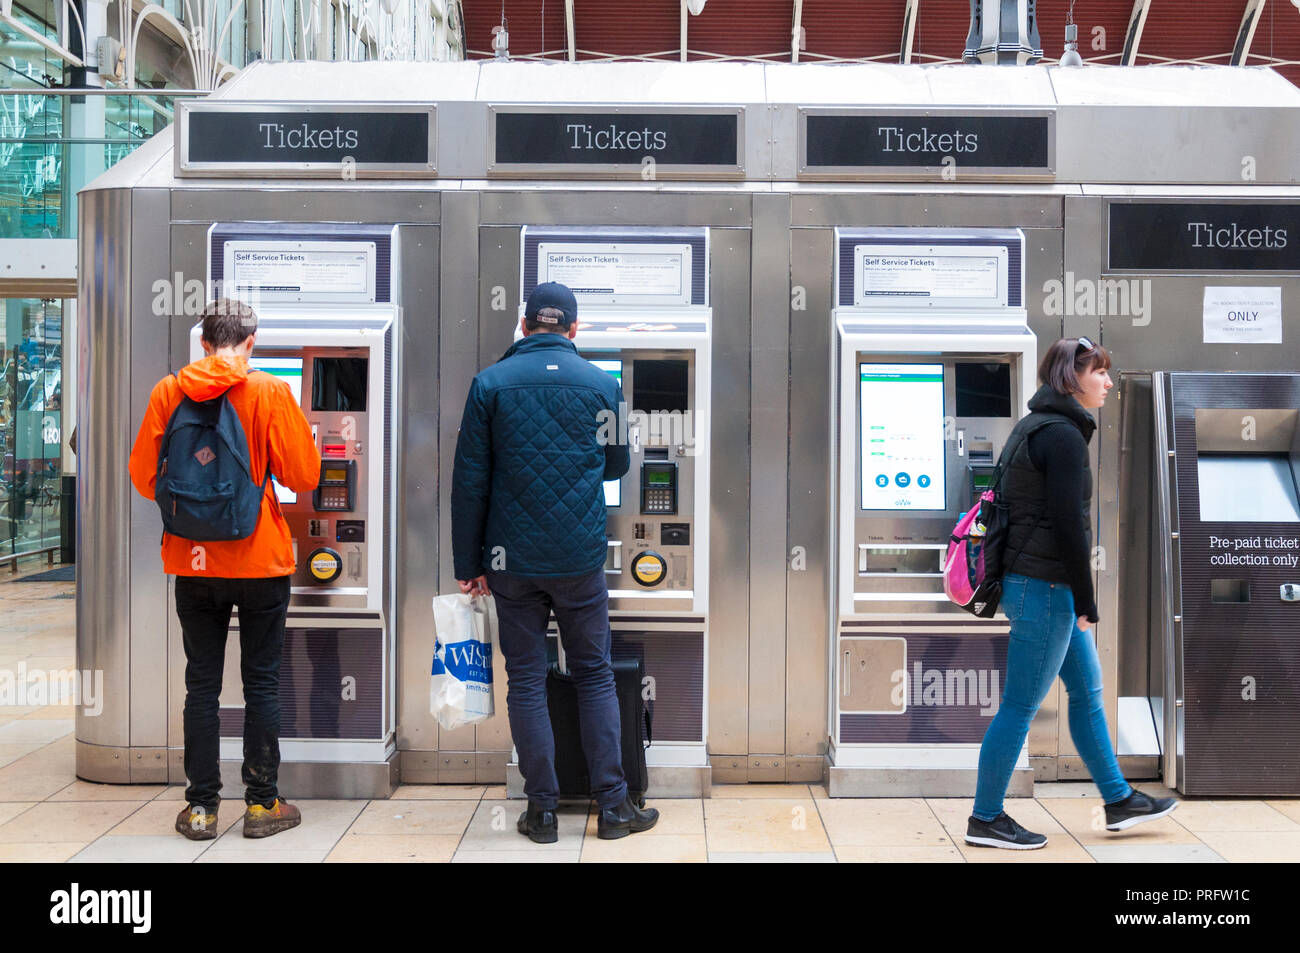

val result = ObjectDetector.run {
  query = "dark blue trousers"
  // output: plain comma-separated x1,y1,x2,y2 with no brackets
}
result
486,568,627,811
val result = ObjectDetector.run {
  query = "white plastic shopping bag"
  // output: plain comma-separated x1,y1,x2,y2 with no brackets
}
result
430,593,496,730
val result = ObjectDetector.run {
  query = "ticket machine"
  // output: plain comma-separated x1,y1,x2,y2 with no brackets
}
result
514,227,712,788
828,228,1038,796
1152,372,1300,795
192,224,399,795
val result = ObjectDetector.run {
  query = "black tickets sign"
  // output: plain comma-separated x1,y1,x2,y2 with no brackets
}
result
804,113,1051,173
493,111,740,169
1109,203,1300,271
180,105,434,174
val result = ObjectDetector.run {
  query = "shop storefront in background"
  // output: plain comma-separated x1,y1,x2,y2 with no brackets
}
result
2,298,62,557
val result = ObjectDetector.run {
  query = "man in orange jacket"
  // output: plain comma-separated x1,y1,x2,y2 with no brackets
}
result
129,299,320,841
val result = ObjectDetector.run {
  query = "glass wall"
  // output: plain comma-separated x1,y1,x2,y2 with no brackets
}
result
1,298,62,558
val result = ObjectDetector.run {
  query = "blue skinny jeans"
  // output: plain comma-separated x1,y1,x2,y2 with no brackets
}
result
973,573,1132,821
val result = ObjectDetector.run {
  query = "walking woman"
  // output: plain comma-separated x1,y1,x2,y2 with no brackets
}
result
965,337,1177,850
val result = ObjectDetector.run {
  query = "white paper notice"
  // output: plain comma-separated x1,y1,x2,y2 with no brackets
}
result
1202,286,1282,344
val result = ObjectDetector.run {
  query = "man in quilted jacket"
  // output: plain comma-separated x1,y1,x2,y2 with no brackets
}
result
451,281,659,843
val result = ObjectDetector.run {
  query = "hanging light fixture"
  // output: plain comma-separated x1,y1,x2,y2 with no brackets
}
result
1060,1,1084,66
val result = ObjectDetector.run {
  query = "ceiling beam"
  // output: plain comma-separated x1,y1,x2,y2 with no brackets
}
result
1231,0,1268,65
1121,0,1152,66
900,0,919,64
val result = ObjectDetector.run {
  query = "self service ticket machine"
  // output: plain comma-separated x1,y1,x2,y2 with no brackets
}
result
192,224,398,792
519,227,711,780
828,228,1038,797
1152,372,1300,796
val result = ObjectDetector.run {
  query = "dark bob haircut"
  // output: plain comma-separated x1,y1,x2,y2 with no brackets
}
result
1038,336,1112,396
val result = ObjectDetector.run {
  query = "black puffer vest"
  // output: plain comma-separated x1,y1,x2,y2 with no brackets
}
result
997,386,1096,583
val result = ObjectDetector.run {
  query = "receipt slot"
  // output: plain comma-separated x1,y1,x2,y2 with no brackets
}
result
190,224,399,791
1152,372,1300,795
827,229,1038,796
511,227,712,787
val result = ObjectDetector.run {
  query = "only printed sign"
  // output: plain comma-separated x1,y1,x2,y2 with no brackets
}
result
1202,286,1282,344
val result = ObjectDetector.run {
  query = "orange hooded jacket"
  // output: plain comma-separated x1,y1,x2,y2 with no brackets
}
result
128,354,321,578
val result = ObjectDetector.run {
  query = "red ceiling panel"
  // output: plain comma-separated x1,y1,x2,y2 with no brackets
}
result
459,1,1300,89
462,1,568,59
572,1,680,60
913,0,977,63
799,0,905,62
1138,1,1244,65
1035,0,1139,64
686,0,792,60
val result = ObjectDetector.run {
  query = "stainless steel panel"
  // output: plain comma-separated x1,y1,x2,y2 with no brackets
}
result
471,227,520,755
436,191,480,754
128,188,174,749
707,227,752,757
1056,106,1300,186
792,192,1067,229
394,224,442,756
748,193,791,754
171,190,442,224
479,191,753,228
167,224,214,751
787,227,834,759
75,187,133,750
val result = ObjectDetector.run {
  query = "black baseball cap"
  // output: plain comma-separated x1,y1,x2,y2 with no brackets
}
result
525,282,578,327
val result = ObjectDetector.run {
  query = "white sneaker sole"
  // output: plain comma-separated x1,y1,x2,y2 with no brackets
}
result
964,833,1048,850
1106,801,1177,831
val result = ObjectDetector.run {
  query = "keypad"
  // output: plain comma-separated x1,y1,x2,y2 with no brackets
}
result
644,488,674,513
318,489,349,510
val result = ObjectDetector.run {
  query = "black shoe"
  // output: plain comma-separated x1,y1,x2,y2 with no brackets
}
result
516,801,558,844
597,796,660,840
1104,789,1178,831
965,812,1048,850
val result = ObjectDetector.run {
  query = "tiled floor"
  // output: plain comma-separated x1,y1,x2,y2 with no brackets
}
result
4,566,1300,862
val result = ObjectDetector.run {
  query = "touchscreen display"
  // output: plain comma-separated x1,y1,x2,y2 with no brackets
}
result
250,356,303,504
592,359,624,507
860,363,946,511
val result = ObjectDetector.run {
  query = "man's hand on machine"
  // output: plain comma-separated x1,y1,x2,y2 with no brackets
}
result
459,576,491,597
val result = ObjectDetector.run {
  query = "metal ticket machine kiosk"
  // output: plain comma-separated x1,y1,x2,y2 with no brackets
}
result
510,227,712,793
191,224,399,796
828,228,1038,797
1153,372,1300,796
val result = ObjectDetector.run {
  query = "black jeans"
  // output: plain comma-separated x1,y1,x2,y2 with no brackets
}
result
174,575,290,811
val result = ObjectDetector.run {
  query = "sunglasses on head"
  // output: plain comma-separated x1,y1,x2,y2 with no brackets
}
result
1076,336,1098,356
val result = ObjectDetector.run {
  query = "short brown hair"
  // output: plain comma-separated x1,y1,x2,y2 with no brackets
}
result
201,299,258,349
1038,336,1112,396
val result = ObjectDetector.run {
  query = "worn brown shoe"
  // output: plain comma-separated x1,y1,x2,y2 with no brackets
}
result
175,804,218,840
242,799,301,838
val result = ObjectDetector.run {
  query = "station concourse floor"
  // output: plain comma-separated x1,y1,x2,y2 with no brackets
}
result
4,567,1300,863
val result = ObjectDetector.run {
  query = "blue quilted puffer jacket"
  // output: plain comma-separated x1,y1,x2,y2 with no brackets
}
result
451,333,629,579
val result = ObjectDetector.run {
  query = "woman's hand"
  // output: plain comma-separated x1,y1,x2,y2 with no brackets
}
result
1077,615,1093,631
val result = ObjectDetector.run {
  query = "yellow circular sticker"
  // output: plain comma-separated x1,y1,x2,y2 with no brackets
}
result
631,551,667,587
308,548,342,583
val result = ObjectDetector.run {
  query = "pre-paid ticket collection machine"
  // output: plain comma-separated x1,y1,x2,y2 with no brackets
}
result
192,224,399,794
829,228,1038,797
1152,372,1300,795
511,227,712,787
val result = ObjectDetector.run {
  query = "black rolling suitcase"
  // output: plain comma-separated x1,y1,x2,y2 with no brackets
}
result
547,640,652,807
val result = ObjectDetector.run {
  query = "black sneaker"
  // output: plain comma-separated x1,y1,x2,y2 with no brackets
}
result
516,801,558,844
965,812,1048,850
1104,789,1178,831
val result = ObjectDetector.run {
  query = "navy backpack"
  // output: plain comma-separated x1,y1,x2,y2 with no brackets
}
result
154,372,268,541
